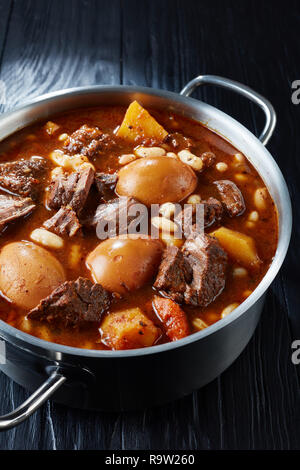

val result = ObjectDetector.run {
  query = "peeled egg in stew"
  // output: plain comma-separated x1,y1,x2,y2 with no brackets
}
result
86,235,163,295
116,156,197,205
0,241,66,310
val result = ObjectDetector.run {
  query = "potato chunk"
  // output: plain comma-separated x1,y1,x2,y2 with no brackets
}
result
117,101,168,142
210,226,261,267
100,307,161,350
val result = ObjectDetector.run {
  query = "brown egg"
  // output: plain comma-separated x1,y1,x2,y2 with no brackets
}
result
116,156,197,205
86,236,163,295
0,241,66,310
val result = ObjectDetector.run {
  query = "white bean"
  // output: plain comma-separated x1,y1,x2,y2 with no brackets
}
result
234,153,245,163
232,267,248,278
192,317,208,331
159,202,176,219
119,154,136,165
187,194,201,204
248,210,259,222
30,228,64,249
234,173,248,182
221,303,239,318
151,216,177,233
178,150,203,171
50,150,95,171
135,146,166,157
216,162,228,172
69,244,81,268
166,152,178,159
80,162,96,171
58,133,68,141
254,187,268,210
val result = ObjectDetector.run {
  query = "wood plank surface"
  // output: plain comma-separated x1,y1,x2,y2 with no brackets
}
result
0,0,299,450
0,0,13,113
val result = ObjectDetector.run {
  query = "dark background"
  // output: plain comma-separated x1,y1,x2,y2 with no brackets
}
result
0,0,299,450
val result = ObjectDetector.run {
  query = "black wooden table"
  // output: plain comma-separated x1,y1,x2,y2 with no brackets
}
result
0,0,299,450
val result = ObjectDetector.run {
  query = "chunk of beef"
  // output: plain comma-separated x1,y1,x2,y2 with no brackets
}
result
47,174,65,209
182,233,227,307
153,246,192,303
63,124,117,158
177,197,223,237
214,180,245,217
154,233,227,307
201,151,216,169
164,132,195,150
95,172,118,197
203,197,223,227
0,157,47,198
0,194,35,226
43,206,81,237
153,296,190,341
88,196,142,236
48,166,94,214
28,277,111,328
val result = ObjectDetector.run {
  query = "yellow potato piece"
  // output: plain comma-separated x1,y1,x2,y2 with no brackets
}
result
100,307,161,350
210,226,261,267
117,100,168,142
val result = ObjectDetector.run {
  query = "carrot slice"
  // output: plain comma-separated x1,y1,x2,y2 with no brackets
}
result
153,296,190,341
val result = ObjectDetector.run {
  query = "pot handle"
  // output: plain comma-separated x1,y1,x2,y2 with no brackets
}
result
0,370,66,431
180,75,276,146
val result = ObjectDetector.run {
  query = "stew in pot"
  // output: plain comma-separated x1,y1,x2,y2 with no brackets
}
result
0,101,278,350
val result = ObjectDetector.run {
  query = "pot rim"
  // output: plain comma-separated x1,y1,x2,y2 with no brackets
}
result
0,84,292,358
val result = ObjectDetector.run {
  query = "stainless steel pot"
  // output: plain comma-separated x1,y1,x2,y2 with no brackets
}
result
0,75,292,430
